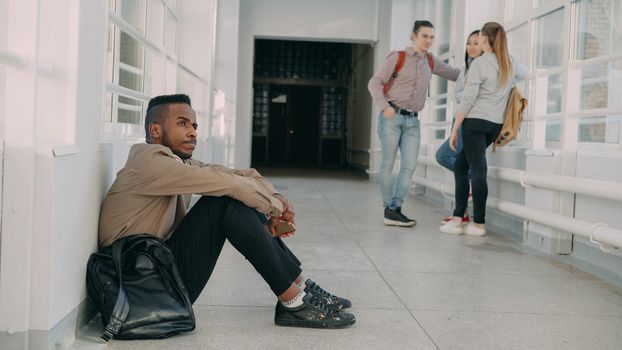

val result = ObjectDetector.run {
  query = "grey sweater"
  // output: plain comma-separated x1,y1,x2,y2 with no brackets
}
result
457,52,529,124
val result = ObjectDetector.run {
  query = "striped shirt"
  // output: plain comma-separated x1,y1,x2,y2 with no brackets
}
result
368,46,460,112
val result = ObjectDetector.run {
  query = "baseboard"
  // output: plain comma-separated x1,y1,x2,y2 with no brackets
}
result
0,298,103,350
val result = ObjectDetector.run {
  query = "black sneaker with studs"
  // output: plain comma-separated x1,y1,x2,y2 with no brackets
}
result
274,292,356,329
383,207,416,227
305,279,352,311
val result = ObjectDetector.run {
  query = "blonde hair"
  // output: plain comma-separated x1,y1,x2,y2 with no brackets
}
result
481,22,513,87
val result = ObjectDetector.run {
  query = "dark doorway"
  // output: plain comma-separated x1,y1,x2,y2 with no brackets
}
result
251,39,352,168
288,86,321,163
264,85,320,165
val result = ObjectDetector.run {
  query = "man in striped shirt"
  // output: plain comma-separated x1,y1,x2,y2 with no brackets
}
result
368,20,460,227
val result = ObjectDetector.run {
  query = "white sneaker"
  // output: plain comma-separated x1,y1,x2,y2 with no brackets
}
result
464,223,486,236
439,220,464,235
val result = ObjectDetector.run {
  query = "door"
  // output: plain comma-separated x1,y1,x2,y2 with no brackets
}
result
288,86,320,164
267,85,321,165
267,85,289,163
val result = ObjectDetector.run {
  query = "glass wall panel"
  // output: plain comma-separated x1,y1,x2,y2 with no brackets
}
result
535,8,565,69
574,0,622,59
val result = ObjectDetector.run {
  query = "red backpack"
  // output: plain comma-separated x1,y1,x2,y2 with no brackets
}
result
383,51,435,94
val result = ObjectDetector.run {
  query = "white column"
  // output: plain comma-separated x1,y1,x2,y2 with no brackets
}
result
0,0,39,333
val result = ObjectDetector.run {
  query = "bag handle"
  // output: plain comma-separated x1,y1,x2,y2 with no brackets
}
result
100,238,131,342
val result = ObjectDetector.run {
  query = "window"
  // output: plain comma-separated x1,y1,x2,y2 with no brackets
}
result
578,58,622,143
574,0,622,144
506,0,532,20
437,0,452,55
535,9,565,69
574,0,621,59
420,0,454,143
105,0,178,138
507,23,530,68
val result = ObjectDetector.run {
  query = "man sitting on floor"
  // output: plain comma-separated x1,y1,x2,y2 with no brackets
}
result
98,94,355,329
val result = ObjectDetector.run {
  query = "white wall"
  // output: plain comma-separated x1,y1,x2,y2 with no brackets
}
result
0,0,103,332
235,0,383,168
0,0,218,338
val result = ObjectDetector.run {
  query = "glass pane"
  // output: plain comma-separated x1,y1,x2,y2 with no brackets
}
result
437,0,452,55
434,106,447,122
434,76,448,95
146,0,164,46
435,128,446,140
538,0,560,6
117,95,144,125
508,23,529,68
119,0,146,34
119,68,144,92
433,98,448,122
119,32,145,92
547,74,563,113
579,117,606,142
518,120,533,141
165,9,177,54
574,0,622,59
536,8,564,69
580,59,622,110
578,116,622,143
253,84,270,135
425,0,437,22
506,0,532,20
546,120,561,141
120,32,145,68
106,24,115,83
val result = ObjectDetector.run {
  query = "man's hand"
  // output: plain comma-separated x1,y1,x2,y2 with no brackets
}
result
273,193,296,225
383,106,396,118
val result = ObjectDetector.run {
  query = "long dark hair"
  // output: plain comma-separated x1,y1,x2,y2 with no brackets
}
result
464,30,480,72
481,22,513,86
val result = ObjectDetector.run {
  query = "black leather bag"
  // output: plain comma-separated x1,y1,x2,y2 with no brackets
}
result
86,234,195,341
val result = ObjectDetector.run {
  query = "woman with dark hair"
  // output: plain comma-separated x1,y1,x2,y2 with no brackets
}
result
436,29,482,225
368,20,460,227
439,22,528,236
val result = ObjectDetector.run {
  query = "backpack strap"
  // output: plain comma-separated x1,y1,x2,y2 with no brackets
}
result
426,53,435,72
100,238,131,342
383,51,406,94
394,51,406,76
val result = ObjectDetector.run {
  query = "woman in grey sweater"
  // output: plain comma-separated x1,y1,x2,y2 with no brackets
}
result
436,29,482,224
439,22,525,236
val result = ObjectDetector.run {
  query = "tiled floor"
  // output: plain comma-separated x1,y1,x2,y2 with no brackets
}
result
75,169,622,350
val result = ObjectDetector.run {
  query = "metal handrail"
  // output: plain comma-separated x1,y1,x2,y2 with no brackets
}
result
412,175,620,251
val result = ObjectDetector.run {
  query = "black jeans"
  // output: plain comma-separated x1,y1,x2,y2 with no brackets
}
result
166,196,302,303
453,118,502,224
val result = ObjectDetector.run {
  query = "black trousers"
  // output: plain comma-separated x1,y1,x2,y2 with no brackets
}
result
166,196,302,303
453,118,502,224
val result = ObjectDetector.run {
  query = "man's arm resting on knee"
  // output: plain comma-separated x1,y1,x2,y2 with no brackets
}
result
140,153,283,216
186,161,280,199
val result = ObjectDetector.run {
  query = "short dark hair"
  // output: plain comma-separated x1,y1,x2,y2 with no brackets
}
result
144,94,192,143
413,20,434,34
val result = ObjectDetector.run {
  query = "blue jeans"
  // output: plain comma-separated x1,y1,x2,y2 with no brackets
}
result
435,126,464,172
377,112,421,209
